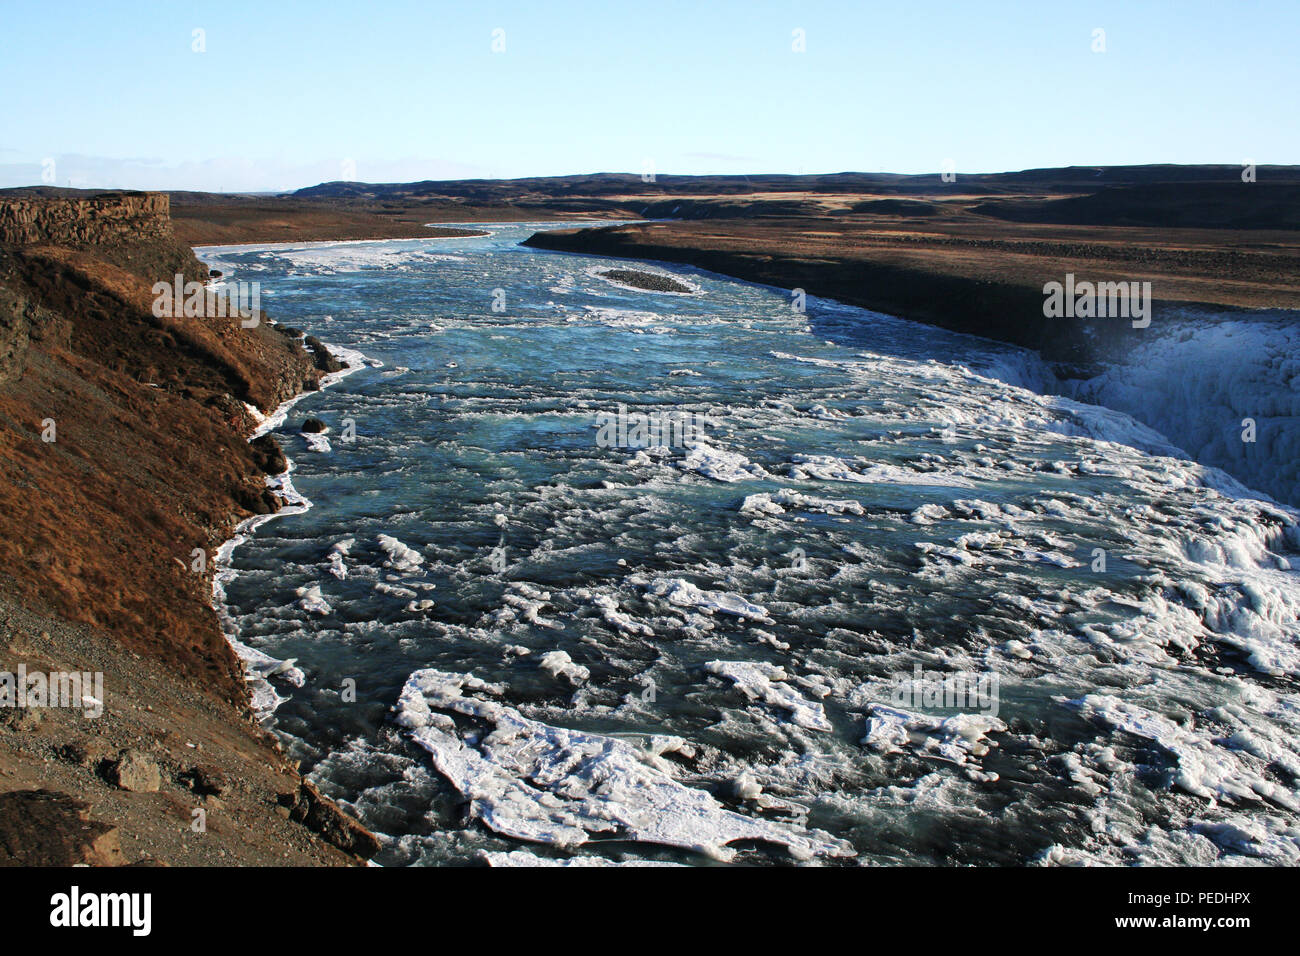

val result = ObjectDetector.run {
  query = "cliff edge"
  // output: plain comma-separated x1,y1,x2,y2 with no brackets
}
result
0,190,378,866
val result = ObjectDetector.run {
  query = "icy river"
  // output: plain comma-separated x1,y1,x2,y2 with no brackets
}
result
199,223,1300,866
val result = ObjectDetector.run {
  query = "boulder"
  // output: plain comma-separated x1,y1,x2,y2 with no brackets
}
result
304,335,343,373
105,750,162,792
179,764,227,797
249,434,287,475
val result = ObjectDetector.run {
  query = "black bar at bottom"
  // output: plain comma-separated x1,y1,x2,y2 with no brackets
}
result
1,864,1275,942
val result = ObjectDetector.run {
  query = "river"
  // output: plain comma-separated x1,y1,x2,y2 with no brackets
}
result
197,223,1300,867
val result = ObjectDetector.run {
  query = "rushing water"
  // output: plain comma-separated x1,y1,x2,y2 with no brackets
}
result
199,224,1300,867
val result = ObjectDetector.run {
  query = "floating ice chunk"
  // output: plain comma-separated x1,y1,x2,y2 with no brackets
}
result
498,582,559,628
739,493,786,516
325,538,354,579
539,650,589,685
233,640,305,716
732,773,764,801
377,533,424,573
303,432,332,453
740,488,865,517
591,593,654,637
705,660,833,731
751,628,791,652
910,503,950,524
394,668,854,861
808,403,848,420
678,444,769,483
862,704,1006,770
375,581,418,599
647,577,773,622
296,584,331,615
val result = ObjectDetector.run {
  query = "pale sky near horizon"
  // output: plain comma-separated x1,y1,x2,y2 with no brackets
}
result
1,0,1296,192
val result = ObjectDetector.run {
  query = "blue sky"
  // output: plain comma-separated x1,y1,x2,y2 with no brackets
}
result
1,0,1296,191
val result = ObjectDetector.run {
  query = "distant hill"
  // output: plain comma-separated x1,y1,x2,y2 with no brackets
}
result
973,182,1300,230
292,165,1300,204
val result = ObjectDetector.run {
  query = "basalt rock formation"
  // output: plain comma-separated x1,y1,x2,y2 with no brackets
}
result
0,191,207,286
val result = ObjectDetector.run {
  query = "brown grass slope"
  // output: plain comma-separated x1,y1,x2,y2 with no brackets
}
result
0,192,377,864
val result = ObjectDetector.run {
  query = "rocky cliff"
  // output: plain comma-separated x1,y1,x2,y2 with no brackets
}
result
0,191,207,287
0,191,377,865
0,191,172,245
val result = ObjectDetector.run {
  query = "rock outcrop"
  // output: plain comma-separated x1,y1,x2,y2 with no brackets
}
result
0,191,173,245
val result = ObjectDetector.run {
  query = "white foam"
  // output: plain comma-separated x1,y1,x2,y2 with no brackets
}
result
481,850,683,867
1067,694,1300,810
1062,312,1300,504
787,454,976,488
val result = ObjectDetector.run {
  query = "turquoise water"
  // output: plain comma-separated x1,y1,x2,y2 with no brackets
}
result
200,224,1300,867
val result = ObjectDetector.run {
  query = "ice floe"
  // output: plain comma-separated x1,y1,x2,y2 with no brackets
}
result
705,660,833,731
647,577,773,623
394,668,854,862
377,534,424,573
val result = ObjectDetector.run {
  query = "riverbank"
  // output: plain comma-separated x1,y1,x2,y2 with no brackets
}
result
522,216,1300,365
0,191,378,864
